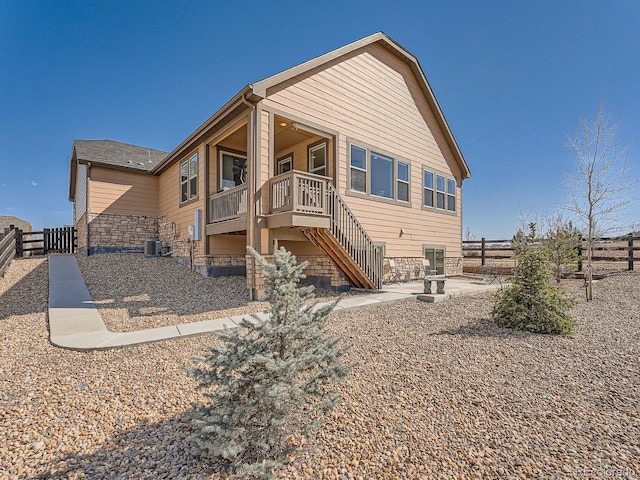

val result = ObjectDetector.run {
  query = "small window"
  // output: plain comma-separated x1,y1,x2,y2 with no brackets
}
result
277,154,293,175
180,153,198,203
397,161,409,202
350,145,367,193
423,170,434,207
371,152,394,199
309,142,327,176
447,178,456,212
220,151,247,190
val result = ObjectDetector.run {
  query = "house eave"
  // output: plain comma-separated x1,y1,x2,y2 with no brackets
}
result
152,86,262,175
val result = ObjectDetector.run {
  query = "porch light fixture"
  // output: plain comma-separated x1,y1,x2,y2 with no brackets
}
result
280,122,287,127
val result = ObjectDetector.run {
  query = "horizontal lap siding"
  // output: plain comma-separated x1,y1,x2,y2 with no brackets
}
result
89,167,158,217
158,145,206,242
263,43,463,257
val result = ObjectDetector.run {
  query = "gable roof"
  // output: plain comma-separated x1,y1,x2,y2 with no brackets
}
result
73,139,167,172
251,32,470,179
154,32,470,179
69,140,168,202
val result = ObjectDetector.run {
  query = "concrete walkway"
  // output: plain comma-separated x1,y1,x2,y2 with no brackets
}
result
48,254,502,351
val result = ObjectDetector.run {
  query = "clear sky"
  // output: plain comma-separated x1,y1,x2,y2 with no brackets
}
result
1,0,638,238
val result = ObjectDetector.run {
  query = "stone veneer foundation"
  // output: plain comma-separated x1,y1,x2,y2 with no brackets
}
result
383,256,464,282
246,253,352,300
87,213,158,255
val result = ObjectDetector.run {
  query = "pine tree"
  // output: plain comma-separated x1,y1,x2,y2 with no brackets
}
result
492,224,576,334
541,218,582,283
190,246,350,478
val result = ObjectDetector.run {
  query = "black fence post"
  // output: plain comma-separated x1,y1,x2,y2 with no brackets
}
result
481,237,486,266
16,229,23,257
629,234,634,271
44,228,50,255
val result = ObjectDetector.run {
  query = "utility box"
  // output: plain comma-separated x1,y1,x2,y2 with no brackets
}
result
192,209,202,241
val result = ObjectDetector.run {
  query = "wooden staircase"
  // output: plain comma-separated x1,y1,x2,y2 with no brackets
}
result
301,183,383,289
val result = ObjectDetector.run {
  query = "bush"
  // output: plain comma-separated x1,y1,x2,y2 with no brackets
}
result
492,224,576,334
190,247,350,479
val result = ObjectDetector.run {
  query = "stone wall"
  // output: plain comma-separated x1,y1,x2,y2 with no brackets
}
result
246,253,352,300
384,256,464,282
76,213,88,255
88,213,158,254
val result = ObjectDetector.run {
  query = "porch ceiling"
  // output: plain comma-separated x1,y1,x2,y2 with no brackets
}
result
274,115,316,152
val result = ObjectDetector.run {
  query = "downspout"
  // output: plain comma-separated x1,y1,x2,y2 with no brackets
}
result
86,162,91,256
241,93,259,300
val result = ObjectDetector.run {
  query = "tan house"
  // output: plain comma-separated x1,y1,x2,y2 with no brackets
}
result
68,32,471,298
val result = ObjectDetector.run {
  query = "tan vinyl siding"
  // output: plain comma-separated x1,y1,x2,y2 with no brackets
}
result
158,144,206,243
209,235,247,255
75,164,87,223
89,166,158,217
262,43,463,258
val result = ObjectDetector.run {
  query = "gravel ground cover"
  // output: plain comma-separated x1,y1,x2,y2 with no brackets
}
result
76,254,365,332
1,256,639,479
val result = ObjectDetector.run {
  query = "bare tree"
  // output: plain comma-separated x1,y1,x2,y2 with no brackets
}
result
564,100,636,300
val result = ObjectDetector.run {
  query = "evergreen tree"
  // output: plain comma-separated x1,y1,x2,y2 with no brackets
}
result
492,224,576,334
541,217,582,283
190,247,350,478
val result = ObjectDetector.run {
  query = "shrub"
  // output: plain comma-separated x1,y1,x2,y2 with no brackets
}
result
492,224,576,334
190,246,350,479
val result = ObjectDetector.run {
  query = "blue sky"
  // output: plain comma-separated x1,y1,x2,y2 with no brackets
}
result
1,0,638,238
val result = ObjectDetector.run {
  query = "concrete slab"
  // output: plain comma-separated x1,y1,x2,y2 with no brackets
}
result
48,254,502,351
177,317,240,336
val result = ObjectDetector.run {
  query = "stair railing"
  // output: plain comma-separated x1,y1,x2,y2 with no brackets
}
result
325,183,383,288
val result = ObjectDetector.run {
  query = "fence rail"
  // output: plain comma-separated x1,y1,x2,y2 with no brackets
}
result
463,234,639,271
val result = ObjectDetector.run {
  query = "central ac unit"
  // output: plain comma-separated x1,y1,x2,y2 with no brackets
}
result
144,239,161,256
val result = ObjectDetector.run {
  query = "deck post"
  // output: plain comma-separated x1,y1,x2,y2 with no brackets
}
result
481,237,486,266
628,234,634,271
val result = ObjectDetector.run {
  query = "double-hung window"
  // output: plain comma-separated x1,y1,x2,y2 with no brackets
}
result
423,170,434,207
397,161,409,202
436,174,446,209
180,153,198,203
350,145,367,193
349,142,410,203
447,178,456,212
423,168,456,213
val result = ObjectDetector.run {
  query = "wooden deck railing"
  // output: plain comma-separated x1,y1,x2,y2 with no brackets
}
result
268,171,327,214
209,184,248,223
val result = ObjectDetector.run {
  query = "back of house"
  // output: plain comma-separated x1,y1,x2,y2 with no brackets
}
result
68,32,471,299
